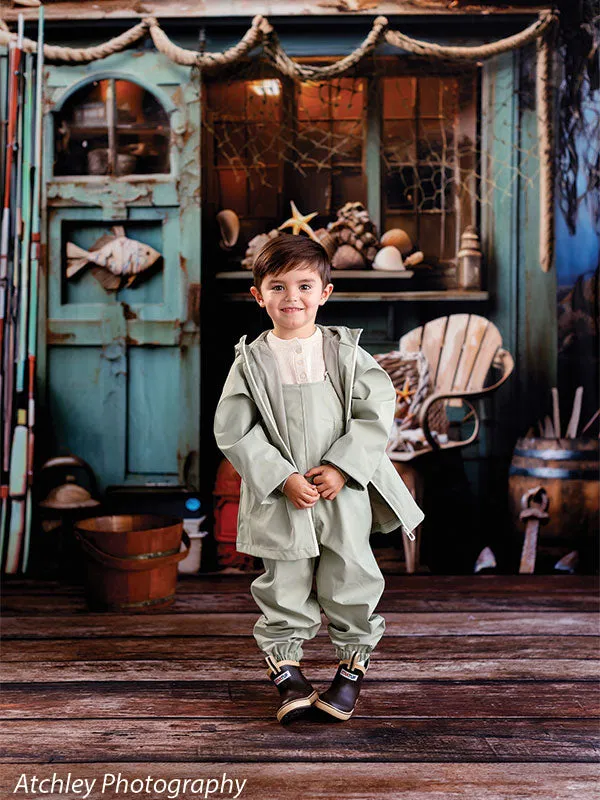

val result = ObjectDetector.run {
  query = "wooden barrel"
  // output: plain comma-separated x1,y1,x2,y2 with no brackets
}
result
508,437,599,569
75,514,189,611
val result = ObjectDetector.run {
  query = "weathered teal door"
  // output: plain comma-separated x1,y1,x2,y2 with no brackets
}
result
43,52,200,490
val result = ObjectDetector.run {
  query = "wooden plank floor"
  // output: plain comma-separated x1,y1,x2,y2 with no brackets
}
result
1,570,599,799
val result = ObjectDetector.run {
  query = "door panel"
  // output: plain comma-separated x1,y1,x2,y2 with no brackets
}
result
44,53,200,491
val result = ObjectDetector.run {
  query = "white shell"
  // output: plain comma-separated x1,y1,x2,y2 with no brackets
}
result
373,245,405,271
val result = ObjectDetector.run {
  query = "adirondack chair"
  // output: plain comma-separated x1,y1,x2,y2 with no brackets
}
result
384,314,514,573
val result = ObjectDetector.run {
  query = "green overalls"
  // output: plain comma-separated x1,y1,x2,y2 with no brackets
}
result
251,372,385,662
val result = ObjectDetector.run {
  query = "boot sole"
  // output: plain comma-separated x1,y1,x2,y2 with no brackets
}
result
277,690,319,723
314,697,354,721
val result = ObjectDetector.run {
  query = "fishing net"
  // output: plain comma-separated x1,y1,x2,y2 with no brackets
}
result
201,54,538,267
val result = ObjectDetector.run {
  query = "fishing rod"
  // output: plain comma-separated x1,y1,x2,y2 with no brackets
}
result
5,34,34,574
0,18,24,568
22,6,45,572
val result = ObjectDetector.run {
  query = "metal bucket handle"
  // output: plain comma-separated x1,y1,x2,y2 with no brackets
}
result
74,529,190,572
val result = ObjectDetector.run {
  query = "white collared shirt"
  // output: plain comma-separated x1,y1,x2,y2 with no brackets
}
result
266,326,326,384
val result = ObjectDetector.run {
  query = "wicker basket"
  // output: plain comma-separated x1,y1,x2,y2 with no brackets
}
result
374,350,449,452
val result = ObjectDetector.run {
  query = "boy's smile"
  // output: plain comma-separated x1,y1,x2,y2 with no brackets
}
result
251,265,334,340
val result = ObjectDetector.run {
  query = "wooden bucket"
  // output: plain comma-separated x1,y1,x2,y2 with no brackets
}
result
508,438,599,568
75,514,189,611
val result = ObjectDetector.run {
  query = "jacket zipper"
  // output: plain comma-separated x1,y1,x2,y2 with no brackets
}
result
240,339,321,554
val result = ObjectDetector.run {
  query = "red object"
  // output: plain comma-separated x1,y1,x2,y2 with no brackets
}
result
213,458,241,544
212,459,256,569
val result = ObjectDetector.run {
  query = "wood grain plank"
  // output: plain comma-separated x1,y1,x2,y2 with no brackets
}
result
1,719,598,763
3,658,599,683
1,762,599,800
452,315,489,392
467,323,502,391
420,316,449,385
434,314,468,393
3,635,597,663
1,680,599,719
3,591,598,615
2,612,597,639
399,324,424,355
3,575,596,595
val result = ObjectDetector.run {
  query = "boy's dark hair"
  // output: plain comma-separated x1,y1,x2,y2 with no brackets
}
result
253,233,331,288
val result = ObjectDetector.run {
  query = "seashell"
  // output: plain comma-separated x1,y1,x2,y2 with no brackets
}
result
242,230,279,270
404,250,425,267
373,245,405,271
217,209,240,249
314,228,336,260
331,244,365,270
381,228,413,255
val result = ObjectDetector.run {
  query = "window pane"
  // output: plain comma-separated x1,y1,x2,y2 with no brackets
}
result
332,78,365,120
383,120,416,164
332,168,366,210
248,168,280,218
418,165,454,211
419,213,456,261
218,170,247,215
286,168,331,218
298,82,330,120
246,80,282,121
295,121,331,163
383,77,416,119
419,78,442,117
331,120,363,164
246,124,281,165
206,82,246,119
418,118,454,161
385,167,417,211
214,123,246,165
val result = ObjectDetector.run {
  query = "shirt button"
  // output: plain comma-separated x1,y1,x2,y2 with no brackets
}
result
295,346,302,354
300,373,307,380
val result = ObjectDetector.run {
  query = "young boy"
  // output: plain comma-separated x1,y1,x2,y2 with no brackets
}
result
213,233,424,723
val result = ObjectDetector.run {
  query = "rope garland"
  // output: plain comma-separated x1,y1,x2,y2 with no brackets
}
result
0,10,558,273
0,11,558,72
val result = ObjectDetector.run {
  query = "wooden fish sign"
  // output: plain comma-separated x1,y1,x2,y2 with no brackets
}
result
66,226,162,291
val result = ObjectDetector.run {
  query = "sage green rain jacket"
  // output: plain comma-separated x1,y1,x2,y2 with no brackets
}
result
213,324,425,561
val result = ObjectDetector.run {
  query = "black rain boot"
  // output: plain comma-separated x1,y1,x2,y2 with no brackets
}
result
314,652,369,721
265,655,318,723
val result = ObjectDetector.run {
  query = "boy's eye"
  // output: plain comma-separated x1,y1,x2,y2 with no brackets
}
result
300,284,312,290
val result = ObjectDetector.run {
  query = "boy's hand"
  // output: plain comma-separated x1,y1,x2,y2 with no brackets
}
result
282,473,320,509
304,465,346,500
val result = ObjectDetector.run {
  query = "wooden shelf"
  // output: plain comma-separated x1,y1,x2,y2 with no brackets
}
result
221,290,489,302
215,270,415,280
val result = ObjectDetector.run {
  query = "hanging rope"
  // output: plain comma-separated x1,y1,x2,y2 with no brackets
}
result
537,25,556,274
0,10,559,273
262,15,387,80
0,11,558,73
147,15,269,69
384,10,557,61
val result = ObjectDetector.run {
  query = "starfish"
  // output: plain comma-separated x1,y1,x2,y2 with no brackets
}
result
278,201,319,241
395,379,415,404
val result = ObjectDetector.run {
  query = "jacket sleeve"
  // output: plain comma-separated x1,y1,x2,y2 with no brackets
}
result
213,357,297,505
321,347,395,490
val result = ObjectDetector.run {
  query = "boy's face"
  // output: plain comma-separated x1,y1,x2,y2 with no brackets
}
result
250,265,333,339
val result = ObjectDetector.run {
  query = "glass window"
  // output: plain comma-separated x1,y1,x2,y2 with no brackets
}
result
203,71,477,265
54,79,170,176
